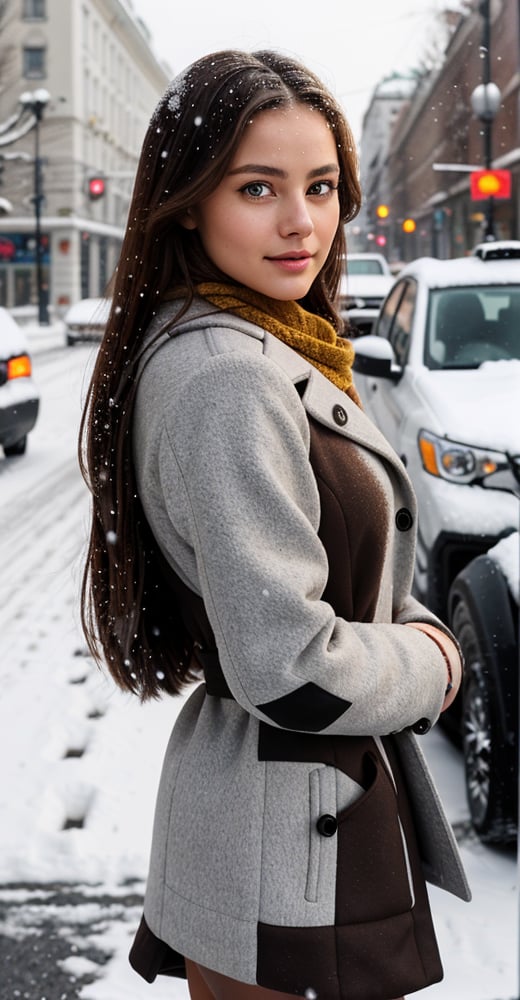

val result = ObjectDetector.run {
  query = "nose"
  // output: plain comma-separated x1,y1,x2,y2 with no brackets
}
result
278,195,314,238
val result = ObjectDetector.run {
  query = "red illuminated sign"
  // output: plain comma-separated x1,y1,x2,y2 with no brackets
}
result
470,169,511,201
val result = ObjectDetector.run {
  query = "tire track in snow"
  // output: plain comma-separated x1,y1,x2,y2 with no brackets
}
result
0,462,88,638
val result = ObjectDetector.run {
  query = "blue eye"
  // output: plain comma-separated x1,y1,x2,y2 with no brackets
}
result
241,181,270,198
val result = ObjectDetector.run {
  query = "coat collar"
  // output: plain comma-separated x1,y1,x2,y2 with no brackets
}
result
263,330,410,481
146,299,411,489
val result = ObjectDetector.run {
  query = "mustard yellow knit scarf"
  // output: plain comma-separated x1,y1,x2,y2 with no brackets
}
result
195,283,361,407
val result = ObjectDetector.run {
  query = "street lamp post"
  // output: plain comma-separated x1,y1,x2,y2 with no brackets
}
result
470,81,501,240
19,88,50,325
470,0,501,241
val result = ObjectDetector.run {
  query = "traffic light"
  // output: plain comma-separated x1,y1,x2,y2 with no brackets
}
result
88,176,106,200
470,169,511,201
402,218,416,234
376,204,390,219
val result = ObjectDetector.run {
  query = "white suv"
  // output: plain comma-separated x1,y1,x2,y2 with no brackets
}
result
0,307,39,457
338,253,394,336
353,251,520,844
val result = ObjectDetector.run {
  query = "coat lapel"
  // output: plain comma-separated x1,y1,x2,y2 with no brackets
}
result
263,331,411,485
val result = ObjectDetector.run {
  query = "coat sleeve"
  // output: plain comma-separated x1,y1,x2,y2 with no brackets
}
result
158,350,449,737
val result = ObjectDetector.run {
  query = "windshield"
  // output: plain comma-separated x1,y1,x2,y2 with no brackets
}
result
348,258,386,275
424,286,520,369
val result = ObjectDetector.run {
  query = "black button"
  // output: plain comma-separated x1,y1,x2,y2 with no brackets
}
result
332,404,348,427
316,814,338,837
395,507,413,531
412,718,431,735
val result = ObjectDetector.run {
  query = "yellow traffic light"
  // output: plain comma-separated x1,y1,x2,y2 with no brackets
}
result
402,218,416,234
376,204,390,219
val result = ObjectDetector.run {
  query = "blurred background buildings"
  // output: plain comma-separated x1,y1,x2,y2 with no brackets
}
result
0,0,169,318
354,0,520,264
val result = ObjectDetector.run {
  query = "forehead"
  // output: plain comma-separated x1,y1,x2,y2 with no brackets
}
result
231,104,338,163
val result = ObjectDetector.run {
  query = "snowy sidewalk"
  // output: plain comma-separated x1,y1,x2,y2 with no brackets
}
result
24,319,67,354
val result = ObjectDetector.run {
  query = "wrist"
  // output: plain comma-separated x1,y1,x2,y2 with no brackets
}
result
406,621,457,695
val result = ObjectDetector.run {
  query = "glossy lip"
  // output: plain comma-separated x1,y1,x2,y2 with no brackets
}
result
266,250,313,273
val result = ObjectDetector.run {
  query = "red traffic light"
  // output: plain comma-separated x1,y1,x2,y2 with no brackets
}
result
470,169,511,201
88,176,106,200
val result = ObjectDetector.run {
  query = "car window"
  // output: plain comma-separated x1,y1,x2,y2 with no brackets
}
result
426,286,520,368
348,259,384,275
374,279,409,344
388,280,417,367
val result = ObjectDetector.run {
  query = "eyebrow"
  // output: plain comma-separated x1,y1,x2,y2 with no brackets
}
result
227,163,340,179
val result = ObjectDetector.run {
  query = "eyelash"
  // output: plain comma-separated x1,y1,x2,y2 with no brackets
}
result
239,180,339,199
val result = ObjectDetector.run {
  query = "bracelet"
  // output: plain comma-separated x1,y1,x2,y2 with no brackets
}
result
406,622,454,696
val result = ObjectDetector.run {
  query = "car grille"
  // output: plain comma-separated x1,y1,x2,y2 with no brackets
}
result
344,296,384,310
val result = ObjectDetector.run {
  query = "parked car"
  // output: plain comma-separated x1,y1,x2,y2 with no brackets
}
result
352,250,520,845
472,238,520,260
0,307,40,457
64,297,111,346
338,252,394,336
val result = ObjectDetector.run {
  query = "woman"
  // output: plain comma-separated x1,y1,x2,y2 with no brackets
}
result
80,49,470,1000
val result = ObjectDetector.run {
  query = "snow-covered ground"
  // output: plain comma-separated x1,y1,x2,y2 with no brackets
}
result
0,324,517,1000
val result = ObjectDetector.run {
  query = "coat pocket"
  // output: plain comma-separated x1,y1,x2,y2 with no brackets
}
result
305,765,365,904
336,751,415,925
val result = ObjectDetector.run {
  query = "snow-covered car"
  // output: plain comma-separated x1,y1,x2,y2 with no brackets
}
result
64,297,111,346
0,307,39,457
472,238,520,260
352,251,520,844
338,252,394,336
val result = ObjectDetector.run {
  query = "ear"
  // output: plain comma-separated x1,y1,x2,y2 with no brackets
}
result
179,208,198,231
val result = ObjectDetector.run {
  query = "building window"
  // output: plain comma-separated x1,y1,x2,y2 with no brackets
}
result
23,0,46,18
23,46,46,78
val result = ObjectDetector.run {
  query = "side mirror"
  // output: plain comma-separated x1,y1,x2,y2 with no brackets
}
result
353,336,402,380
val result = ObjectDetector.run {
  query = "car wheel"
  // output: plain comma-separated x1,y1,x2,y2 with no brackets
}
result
4,434,27,457
452,596,516,844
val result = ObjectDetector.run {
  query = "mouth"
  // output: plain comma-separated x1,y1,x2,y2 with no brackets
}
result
265,251,313,273
266,251,312,261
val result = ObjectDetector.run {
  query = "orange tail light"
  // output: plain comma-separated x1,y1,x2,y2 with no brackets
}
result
7,354,32,379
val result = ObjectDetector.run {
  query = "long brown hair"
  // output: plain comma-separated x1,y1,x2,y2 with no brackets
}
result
79,48,361,700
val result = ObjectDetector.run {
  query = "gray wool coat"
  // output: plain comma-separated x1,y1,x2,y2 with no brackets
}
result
129,298,471,1000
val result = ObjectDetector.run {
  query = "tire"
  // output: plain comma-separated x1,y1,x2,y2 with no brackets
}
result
4,434,27,457
452,596,516,845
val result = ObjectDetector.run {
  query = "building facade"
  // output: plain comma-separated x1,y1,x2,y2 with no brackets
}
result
357,0,520,262
0,0,170,316
355,72,423,254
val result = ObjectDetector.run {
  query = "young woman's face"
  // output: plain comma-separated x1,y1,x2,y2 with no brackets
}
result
184,105,341,300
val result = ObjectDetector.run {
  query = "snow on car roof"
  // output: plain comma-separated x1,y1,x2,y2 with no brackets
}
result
400,255,520,288
0,305,32,357
64,297,111,324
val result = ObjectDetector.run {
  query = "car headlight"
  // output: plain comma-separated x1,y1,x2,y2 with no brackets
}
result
418,429,509,486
